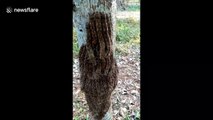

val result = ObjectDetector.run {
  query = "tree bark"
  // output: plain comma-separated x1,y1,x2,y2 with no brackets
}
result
73,0,118,120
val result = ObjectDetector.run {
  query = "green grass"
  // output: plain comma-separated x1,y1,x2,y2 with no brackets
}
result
73,117,79,120
124,115,131,120
116,18,140,44
73,17,140,58
116,17,140,56
73,29,79,58
129,0,140,2
126,4,140,11
73,113,90,120
123,110,140,120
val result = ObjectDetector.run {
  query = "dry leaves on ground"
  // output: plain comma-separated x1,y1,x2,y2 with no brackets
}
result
73,45,140,120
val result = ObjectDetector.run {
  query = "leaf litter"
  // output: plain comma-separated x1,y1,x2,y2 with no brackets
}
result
73,45,140,120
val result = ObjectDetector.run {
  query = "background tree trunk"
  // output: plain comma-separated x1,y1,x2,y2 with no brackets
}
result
73,0,118,120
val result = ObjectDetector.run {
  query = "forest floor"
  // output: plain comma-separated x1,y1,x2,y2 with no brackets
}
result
73,10,140,120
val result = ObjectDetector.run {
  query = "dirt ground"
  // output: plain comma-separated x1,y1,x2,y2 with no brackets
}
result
73,11,140,120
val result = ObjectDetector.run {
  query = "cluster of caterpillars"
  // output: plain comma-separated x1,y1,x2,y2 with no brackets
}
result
79,12,118,120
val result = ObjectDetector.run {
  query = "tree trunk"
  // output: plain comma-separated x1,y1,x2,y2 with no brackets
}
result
73,0,118,120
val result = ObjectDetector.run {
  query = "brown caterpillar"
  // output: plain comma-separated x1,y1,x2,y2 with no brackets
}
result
79,12,118,120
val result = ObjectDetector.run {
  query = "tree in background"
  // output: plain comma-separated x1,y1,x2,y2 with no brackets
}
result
73,0,118,119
